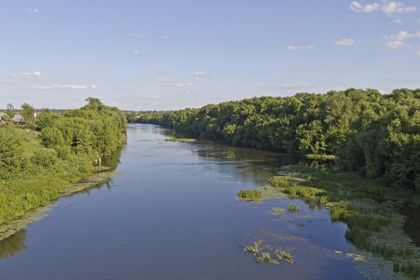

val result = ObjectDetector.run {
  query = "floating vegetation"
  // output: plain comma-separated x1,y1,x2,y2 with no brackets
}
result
244,240,294,265
238,189,263,201
244,240,263,255
165,137,197,143
269,166,420,279
271,207,285,215
306,154,336,161
287,204,300,213
274,249,294,264
239,166,420,278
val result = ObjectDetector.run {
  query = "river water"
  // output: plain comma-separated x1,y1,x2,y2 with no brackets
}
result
0,124,364,280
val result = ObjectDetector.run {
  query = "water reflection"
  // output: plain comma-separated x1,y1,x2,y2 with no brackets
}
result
0,230,26,260
192,143,304,185
0,147,123,261
0,124,365,280
402,204,420,247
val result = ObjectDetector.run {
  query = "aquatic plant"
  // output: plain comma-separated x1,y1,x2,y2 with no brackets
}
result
274,249,294,264
271,207,285,215
256,251,273,263
244,240,294,265
287,204,300,213
238,189,263,201
243,240,263,255
165,137,197,143
266,166,420,278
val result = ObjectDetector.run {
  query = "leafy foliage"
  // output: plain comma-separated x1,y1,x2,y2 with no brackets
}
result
0,98,127,226
135,88,420,189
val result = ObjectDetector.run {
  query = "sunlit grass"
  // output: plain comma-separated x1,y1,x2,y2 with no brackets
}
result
270,166,420,278
244,240,294,265
238,189,263,201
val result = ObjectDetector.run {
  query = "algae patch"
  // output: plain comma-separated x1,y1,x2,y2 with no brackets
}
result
271,207,285,216
165,137,197,143
244,240,294,265
238,189,263,201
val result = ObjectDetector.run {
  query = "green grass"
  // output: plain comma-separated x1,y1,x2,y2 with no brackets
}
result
0,128,118,240
269,166,420,278
238,189,263,201
306,154,336,161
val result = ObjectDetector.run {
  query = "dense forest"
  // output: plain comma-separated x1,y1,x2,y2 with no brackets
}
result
130,88,419,190
0,98,127,227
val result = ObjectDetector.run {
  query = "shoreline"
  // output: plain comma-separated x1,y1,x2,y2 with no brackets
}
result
238,166,420,279
0,167,117,242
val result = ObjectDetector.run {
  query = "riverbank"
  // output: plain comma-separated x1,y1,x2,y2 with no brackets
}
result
0,166,117,242
239,165,420,279
0,99,127,242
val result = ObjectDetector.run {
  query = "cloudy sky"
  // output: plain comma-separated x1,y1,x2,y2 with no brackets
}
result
1,0,419,110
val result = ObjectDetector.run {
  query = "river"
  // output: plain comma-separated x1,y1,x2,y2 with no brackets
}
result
0,124,364,280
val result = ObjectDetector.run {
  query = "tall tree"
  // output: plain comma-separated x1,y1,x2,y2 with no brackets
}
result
21,103,35,125
6,104,16,120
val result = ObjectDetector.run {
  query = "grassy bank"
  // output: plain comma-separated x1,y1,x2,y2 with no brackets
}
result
0,165,117,241
239,166,420,279
0,99,127,240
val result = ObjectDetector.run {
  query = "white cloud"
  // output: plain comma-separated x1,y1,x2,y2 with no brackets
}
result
156,77,193,88
286,45,315,51
191,71,206,77
191,71,206,81
385,39,404,48
133,49,140,54
382,1,416,17
350,1,380,13
416,50,420,56
33,84,97,90
384,30,418,48
174,82,192,88
27,8,40,14
140,95,162,100
20,71,42,78
350,1,416,17
128,32,149,39
161,35,169,40
156,77,177,83
335,38,356,46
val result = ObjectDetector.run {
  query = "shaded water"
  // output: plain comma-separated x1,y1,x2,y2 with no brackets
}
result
0,124,364,280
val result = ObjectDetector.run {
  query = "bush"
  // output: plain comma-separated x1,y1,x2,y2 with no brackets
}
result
238,189,263,201
31,149,58,168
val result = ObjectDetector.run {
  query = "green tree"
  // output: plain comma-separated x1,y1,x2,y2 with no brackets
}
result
6,104,16,120
21,103,35,125
0,128,26,178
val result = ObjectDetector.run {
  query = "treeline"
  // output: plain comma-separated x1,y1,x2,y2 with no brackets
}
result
0,98,127,226
133,88,419,190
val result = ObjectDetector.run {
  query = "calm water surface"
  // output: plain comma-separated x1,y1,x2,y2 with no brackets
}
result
0,124,364,280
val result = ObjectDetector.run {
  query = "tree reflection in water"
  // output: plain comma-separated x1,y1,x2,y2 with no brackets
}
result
0,230,26,260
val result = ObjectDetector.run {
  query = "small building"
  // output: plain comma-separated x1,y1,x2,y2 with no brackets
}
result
12,114,24,124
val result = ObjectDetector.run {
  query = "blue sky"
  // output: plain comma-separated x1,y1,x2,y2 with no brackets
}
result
0,0,419,110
